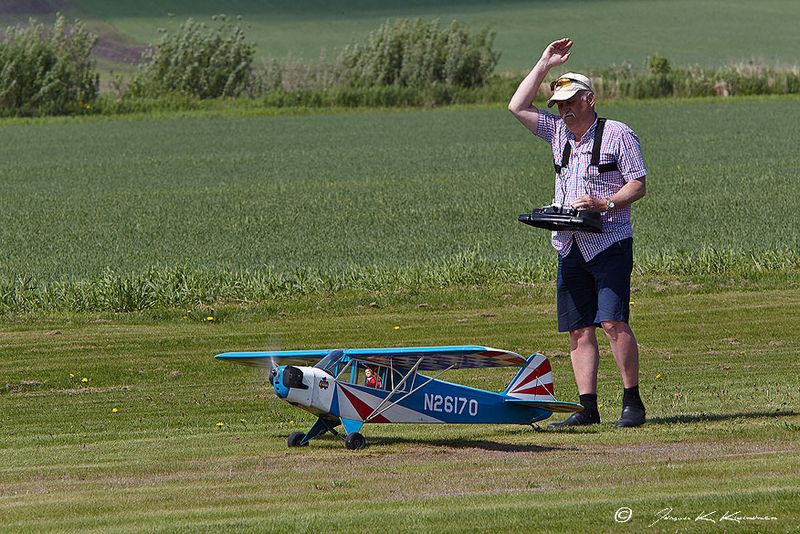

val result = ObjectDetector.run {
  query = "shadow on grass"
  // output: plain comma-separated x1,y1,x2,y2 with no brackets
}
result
365,435,575,453
649,409,797,425
269,429,577,452
367,437,577,452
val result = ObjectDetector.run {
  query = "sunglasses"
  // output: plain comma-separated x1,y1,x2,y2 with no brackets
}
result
550,77,591,92
550,78,574,91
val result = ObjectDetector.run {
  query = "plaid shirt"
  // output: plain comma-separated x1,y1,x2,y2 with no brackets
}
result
535,111,647,260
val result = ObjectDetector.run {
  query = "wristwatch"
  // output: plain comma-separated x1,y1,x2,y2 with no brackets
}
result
606,199,616,210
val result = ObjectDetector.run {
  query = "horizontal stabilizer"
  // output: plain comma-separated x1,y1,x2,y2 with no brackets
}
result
504,398,584,413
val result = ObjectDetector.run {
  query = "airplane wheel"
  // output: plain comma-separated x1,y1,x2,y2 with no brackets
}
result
344,432,366,450
287,431,307,447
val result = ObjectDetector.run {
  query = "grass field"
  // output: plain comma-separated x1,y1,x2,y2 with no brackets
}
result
1,96,797,292
3,5,800,527
7,0,800,72
2,284,799,531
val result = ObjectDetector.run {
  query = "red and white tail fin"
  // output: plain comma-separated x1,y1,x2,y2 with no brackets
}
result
503,353,556,401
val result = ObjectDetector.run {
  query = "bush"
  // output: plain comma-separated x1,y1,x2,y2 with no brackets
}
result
249,54,340,94
585,57,800,100
128,16,255,99
336,18,499,89
0,15,99,116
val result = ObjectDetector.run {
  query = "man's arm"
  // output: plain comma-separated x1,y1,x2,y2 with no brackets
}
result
508,38,573,133
571,177,646,212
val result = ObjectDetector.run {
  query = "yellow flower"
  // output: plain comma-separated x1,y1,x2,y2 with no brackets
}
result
393,326,400,330
656,373,663,379
111,407,119,413
206,316,215,322
81,377,89,383
598,403,604,409
216,421,225,427
629,300,636,305
69,373,75,379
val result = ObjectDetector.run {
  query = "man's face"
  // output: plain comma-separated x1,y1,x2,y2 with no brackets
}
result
556,90,595,126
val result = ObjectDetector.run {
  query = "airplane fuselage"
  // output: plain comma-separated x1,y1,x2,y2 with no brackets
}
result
276,365,551,425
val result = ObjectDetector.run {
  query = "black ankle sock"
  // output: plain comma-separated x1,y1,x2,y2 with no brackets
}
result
579,393,599,416
622,386,645,411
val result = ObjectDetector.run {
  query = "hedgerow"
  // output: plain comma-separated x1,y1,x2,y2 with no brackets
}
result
335,18,499,89
3,15,800,116
245,18,501,97
0,15,98,116
126,16,255,99
588,56,800,100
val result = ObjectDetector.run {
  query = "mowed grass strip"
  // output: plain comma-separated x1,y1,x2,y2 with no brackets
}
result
1,286,798,531
1,96,798,286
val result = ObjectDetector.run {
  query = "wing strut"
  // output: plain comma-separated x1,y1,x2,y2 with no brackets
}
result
366,358,455,422
365,357,423,421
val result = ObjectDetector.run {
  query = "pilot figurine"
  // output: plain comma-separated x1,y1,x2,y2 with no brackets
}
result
365,366,382,389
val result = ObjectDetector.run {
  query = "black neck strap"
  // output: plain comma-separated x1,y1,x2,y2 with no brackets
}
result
554,117,617,174
591,117,607,167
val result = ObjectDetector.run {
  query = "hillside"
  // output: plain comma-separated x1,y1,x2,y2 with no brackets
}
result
3,0,799,75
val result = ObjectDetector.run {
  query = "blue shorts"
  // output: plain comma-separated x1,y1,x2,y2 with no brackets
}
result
556,238,633,332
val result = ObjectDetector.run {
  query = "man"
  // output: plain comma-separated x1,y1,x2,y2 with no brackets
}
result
508,38,647,428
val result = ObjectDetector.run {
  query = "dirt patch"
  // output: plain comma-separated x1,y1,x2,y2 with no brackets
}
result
0,0,70,16
3,379,47,393
94,34,145,65
0,2,145,67
13,385,132,397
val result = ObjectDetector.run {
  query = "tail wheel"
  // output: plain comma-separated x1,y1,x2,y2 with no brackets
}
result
344,432,366,450
287,431,307,447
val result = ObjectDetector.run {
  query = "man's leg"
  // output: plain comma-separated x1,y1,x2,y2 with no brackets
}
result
601,320,638,388
588,239,645,427
602,320,645,427
549,245,603,428
570,326,600,393
548,326,601,428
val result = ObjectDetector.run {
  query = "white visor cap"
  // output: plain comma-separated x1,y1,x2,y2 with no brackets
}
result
547,72,594,107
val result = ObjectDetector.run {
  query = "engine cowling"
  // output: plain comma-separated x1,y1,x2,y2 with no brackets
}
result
272,365,334,414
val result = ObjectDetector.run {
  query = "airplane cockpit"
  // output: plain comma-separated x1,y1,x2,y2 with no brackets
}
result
329,359,408,392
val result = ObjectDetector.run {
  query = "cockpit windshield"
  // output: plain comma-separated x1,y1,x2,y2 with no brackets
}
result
316,349,344,375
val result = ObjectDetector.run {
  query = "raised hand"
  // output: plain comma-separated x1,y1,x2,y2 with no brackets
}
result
540,38,573,70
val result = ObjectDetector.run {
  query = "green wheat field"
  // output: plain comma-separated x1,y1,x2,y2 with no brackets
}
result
2,97,798,283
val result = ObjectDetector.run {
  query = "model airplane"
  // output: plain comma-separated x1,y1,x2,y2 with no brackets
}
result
215,345,582,449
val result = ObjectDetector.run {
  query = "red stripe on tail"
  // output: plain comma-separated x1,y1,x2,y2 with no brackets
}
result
511,358,552,393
